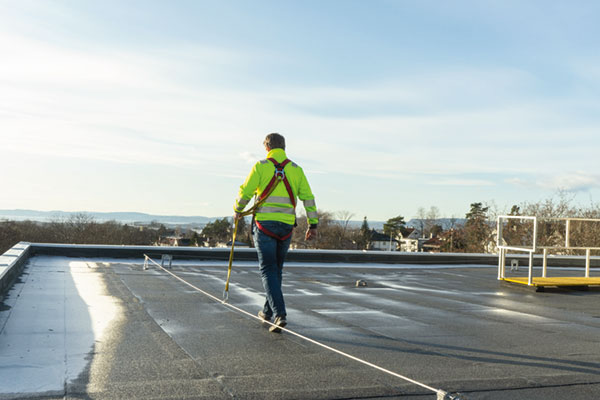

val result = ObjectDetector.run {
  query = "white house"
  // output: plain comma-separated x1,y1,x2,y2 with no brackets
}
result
369,230,399,251
398,228,420,252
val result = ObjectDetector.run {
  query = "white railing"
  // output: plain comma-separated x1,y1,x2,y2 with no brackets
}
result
497,216,537,285
497,216,600,285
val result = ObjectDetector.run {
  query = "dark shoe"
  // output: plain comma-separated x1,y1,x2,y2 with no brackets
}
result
258,311,271,323
269,316,287,333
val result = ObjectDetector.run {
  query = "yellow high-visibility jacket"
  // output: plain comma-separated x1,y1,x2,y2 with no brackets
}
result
234,148,318,227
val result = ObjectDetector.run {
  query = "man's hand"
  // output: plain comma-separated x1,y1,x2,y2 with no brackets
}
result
305,228,317,241
233,212,243,221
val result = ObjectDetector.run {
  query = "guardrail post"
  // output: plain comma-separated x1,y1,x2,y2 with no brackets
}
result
528,251,534,286
497,216,503,248
497,217,502,280
585,249,591,278
542,248,548,278
497,248,502,279
532,216,538,252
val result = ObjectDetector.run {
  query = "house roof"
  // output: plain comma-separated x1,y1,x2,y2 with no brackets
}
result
399,227,419,239
422,236,443,246
369,229,398,242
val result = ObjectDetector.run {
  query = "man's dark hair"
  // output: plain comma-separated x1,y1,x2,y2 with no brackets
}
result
264,133,285,150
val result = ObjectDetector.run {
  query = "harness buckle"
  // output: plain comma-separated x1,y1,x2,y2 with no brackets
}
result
275,168,285,179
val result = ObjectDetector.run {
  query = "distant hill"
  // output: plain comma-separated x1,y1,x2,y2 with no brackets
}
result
0,209,217,225
1,210,467,231
334,218,466,231
406,218,466,230
340,220,385,230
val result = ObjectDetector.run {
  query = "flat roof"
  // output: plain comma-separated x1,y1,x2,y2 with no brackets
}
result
1,245,600,399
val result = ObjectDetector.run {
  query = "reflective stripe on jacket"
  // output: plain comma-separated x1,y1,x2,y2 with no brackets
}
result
234,148,318,226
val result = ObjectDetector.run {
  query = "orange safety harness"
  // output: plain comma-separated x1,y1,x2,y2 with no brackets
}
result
225,157,296,300
254,158,296,241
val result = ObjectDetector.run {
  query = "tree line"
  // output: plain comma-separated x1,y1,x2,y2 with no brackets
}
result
0,214,161,254
2,193,599,255
198,193,600,254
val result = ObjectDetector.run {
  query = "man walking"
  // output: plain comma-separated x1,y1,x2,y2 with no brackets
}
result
234,133,318,333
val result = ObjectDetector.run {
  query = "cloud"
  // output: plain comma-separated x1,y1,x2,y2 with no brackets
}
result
0,33,266,172
505,177,530,187
507,173,600,192
0,36,163,91
239,152,260,164
427,178,495,186
539,172,600,192
2,24,600,193
268,66,537,118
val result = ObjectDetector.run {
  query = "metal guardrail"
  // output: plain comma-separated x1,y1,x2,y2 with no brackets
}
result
497,216,600,285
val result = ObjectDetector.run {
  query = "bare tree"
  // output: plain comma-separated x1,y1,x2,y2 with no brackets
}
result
0,217,161,253
520,191,600,255
336,210,355,232
415,207,427,238
449,215,458,230
424,206,440,237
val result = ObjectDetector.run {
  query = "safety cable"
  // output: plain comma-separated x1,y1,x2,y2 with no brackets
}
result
143,254,459,400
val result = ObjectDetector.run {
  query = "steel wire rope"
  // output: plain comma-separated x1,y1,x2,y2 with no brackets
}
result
143,254,460,400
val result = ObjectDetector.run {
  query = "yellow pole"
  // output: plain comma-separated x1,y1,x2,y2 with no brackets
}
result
223,176,282,301
223,218,239,301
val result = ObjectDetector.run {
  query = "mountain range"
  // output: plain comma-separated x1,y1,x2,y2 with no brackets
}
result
0,209,214,225
0,209,465,231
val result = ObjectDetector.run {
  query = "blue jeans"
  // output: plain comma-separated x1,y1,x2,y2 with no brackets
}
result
253,220,293,318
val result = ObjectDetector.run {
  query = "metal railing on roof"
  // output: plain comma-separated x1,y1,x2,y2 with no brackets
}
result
497,216,600,285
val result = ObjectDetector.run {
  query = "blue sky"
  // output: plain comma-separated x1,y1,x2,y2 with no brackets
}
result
1,0,600,221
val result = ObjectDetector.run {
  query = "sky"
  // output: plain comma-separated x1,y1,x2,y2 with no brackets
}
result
1,0,600,222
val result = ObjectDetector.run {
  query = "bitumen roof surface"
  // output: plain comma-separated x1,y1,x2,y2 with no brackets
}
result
1,254,600,400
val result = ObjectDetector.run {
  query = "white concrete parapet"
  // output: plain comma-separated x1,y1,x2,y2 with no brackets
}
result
0,242,32,296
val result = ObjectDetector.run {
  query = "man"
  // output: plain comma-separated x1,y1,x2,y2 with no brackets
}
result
234,133,318,333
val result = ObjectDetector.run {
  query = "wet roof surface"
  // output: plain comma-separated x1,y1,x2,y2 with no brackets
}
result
1,256,600,399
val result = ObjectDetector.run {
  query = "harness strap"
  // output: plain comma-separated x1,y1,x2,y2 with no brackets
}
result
269,158,296,207
255,220,293,241
259,158,295,207
255,158,296,241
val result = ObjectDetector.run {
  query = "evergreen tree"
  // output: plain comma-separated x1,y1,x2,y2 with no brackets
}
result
465,202,489,223
357,216,372,250
383,215,405,239
190,231,201,246
202,218,233,247
360,216,369,232
464,202,491,252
